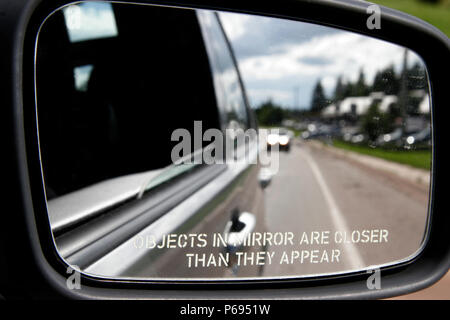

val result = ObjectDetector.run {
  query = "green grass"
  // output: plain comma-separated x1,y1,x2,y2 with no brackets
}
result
372,0,450,37
290,128,304,137
331,139,432,170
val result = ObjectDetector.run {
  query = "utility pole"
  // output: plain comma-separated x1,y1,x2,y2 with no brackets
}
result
398,48,409,129
293,86,300,109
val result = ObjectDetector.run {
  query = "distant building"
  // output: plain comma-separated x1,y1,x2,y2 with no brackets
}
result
322,91,429,118
282,119,296,127
338,96,373,116
322,104,337,118
418,94,430,114
378,95,398,113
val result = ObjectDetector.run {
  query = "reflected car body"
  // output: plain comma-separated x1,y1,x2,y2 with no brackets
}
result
35,4,267,279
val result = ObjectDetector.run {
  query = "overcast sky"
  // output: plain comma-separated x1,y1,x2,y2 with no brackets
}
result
219,11,424,110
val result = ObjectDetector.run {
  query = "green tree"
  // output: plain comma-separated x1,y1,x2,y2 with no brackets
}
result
370,65,400,95
407,62,428,90
333,76,346,102
342,81,354,98
255,99,285,126
353,69,370,96
310,80,327,112
360,102,395,142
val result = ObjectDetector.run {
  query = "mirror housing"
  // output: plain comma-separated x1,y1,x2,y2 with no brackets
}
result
1,0,449,299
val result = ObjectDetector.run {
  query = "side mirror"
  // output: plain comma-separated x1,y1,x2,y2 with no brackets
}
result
1,0,449,301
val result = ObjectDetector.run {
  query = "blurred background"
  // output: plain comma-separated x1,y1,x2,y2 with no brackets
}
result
220,0,449,299
372,0,449,300
372,0,450,37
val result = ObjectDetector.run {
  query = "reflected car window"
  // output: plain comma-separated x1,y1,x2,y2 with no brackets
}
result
36,4,220,215
73,64,94,92
63,2,118,42
197,11,249,130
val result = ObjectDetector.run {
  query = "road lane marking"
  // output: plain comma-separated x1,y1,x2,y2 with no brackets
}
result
300,148,365,270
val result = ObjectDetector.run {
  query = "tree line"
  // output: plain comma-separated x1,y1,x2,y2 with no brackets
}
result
254,61,427,126
310,62,428,112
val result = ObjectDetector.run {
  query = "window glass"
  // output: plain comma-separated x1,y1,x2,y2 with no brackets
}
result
37,4,220,205
63,2,118,42
197,11,249,130
74,64,93,92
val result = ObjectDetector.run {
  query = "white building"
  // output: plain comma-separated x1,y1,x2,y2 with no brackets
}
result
378,95,398,113
322,104,337,118
320,92,428,117
418,94,430,114
337,96,373,116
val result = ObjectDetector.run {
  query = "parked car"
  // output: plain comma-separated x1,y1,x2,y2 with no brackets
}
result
350,132,367,144
403,127,432,149
376,128,404,147
302,123,340,141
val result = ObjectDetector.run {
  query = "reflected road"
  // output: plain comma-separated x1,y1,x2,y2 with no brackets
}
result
262,139,429,278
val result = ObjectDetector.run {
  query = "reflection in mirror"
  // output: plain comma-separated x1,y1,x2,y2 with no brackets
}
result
35,2,431,281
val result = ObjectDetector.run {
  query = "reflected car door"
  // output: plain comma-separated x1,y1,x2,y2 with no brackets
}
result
36,4,267,280
117,11,268,279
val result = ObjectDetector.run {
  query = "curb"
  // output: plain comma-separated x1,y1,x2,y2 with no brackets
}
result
305,140,431,188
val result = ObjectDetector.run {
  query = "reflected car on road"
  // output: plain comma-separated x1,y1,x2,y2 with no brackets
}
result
376,127,403,147
301,123,341,141
403,127,431,149
267,128,292,151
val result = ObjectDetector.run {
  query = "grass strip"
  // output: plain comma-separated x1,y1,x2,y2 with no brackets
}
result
331,139,431,170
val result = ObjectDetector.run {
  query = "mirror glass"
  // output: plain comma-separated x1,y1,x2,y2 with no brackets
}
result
35,2,431,280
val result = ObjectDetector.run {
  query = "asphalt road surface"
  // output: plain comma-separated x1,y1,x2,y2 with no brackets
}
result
261,140,430,279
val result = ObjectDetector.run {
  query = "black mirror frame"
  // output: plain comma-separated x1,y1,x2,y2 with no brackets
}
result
1,0,449,299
